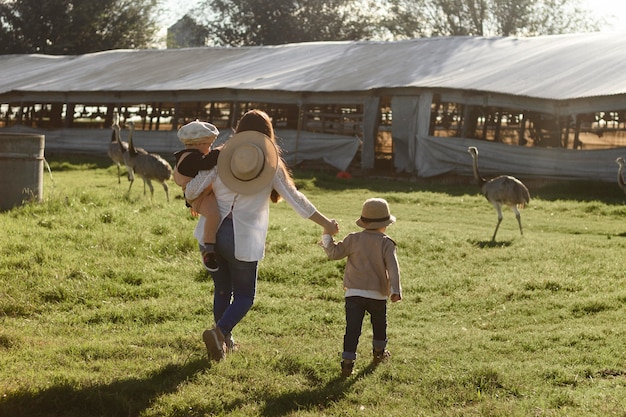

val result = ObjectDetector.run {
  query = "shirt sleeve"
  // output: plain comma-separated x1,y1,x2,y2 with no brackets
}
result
320,234,334,248
178,150,219,177
185,167,217,201
384,239,402,296
203,149,220,169
322,233,351,260
272,164,317,218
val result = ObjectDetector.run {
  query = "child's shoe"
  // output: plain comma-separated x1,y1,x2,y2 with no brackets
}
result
340,360,354,377
373,348,390,364
202,251,219,272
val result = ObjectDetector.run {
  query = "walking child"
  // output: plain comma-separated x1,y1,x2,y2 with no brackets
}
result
320,197,402,377
174,120,221,272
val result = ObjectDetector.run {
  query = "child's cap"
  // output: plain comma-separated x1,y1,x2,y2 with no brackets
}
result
177,120,219,145
356,198,396,229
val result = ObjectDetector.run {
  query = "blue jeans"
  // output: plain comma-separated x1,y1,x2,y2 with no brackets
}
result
343,296,388,361
210,216,258,336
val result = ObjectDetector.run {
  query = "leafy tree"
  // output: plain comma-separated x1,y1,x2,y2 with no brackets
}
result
387,0,599,37
185,0,600,47
520,0,600,36
381,0,428,39
192,0,391,46
0,0,159,55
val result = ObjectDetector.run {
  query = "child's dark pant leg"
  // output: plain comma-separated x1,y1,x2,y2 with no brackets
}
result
343,296,366,360
369,299,388,350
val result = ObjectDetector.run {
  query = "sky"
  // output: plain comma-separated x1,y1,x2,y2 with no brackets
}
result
580,0,626,30
158,0,626,39
158,0,202,31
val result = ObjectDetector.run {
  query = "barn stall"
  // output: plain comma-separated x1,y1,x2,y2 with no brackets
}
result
1,32,625,180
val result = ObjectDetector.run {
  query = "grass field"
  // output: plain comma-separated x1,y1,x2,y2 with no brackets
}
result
0,156,625,417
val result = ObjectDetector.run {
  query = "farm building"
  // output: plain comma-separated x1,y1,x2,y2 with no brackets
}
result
1,31,626,181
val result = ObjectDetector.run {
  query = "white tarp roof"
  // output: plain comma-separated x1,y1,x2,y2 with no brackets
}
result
2,32,626,101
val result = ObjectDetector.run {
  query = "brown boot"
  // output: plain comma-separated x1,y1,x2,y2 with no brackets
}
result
373,348,390,364
340,360,354,377
202,327,226,361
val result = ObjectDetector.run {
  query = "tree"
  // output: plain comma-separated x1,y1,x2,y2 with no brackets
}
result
192,0,391,46
387,0,600,38
0,0,160,55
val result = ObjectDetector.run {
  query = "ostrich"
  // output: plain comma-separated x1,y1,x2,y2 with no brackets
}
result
616,157,626,194
107,114,128,184
467,146,530,241
122,121,173,202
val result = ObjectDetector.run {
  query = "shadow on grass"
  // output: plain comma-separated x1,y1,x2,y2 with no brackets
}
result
259,362,378,417
294,169,472,196
530,180,623,203
0,358,208,417
469,239,513,248
298,169,625,203
46,153,113,170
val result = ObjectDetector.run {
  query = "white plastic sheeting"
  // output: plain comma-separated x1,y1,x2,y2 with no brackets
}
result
214,128,360,171
1,125,360,171
2,125,622,181
416,135,625,182
275,130,360,171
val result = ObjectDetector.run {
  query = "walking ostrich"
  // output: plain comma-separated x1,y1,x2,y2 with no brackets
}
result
467,146,530,241
122,121,173,202
616,157,626,194
107,114,128,184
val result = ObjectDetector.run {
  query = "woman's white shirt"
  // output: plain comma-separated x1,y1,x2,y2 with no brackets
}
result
186,164,317,262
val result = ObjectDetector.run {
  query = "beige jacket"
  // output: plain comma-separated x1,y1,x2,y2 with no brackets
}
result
321,230,401,298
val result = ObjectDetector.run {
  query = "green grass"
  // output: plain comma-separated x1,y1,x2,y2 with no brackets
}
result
1,157,625,417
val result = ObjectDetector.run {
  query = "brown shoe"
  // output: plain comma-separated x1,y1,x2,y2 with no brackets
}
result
340,360,354,377
373,348,390,364
203,328,226,361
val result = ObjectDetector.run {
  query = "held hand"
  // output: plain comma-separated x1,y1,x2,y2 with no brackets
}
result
325,219,339,236
390,293,402,302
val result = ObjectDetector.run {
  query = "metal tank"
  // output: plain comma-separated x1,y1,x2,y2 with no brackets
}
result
0,133,45,211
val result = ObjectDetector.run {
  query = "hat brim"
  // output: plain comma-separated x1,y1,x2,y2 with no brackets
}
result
356,215,396,229
180,136,216,145
217,131,279,195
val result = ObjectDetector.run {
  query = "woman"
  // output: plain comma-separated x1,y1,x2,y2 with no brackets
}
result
185,109,338,361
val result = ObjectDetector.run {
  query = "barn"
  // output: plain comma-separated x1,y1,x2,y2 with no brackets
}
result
1,31,625,180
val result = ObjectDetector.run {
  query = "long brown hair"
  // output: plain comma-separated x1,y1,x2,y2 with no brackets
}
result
235,109,274,139
235,109,292,203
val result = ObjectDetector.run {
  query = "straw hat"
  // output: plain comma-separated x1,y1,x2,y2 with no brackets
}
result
177,120,219,145
356,198,396,229
217,131,279,195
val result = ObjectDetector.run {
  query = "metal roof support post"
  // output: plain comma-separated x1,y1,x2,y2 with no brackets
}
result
415,91,433,176
294,102,304,168
361,96,380,170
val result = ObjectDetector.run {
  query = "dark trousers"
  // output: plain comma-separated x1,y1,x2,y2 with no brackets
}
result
211,216,258,336
342,296,387,361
